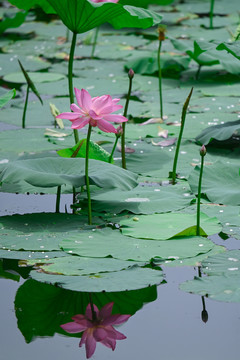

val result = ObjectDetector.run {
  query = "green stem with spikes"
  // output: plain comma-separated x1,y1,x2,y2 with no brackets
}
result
196,153,204,235
209,0,215,29
121,73,133,169
85,125,92,225
68,31,79,144
22,84,30,129
109,134,120,163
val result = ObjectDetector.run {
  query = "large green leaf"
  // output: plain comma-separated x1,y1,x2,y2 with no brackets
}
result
79,184,194,214
30,266,164,292
57,139,112,163
195,119,240,145
15,278,157,342
46,0,162,33
0,10,27,34
8,0,54,13
120,213,221,239
125,54,190,76
171,39,240,74
180,250,240,302
3,71,65,84
216,42,240,61
0,157,138,190
180,274,240,302
0,213,91,251
26,256,141,275
60,227,216,262
188,161,240,205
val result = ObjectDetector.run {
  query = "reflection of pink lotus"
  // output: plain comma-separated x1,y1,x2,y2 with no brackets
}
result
91,0,119,3
56,88,128,133
61,302,130,358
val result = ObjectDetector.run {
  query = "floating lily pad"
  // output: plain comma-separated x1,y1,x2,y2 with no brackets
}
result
162,244,225,267
82,184,194,214
3,71,65,84
60,227,215,262
188,161,240,205
26,256,141,276
180,250,240,302
0,213,91,251
120,212,221,239
0,249,67,260
30,266,164,292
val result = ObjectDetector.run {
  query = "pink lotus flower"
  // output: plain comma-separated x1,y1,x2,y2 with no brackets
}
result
91,0,119,3
61,302,130,359
56,88,127,133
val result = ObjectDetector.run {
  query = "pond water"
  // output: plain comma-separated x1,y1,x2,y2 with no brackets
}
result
0,189,240,360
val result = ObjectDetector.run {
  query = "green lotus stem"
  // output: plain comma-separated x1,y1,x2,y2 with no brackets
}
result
91,26,100,59
196,64,202,80
22,84,30,129
55,185,61,213
109,134,120,163
69,31,79,144
171,87,193,185
85,125,92,225
121,69,134,169
196,145,206,236
209,0,215,29
157,39,163,119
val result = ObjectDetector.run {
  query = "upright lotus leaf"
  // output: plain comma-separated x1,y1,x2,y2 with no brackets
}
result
0,157,138,190
195,119,240,145
57,139,113,163
216,42,240,60
15,278,157,343
0,10,28,34
8,0,54,13
171,39,218,66
188,161,240,206
171,39,240,75
46,0,162,33
0,89,16,108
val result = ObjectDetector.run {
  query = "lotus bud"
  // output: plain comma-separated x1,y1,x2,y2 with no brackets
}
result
116,125,123,136
201,309,208,323
200,144,207,157
128,68,134,79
